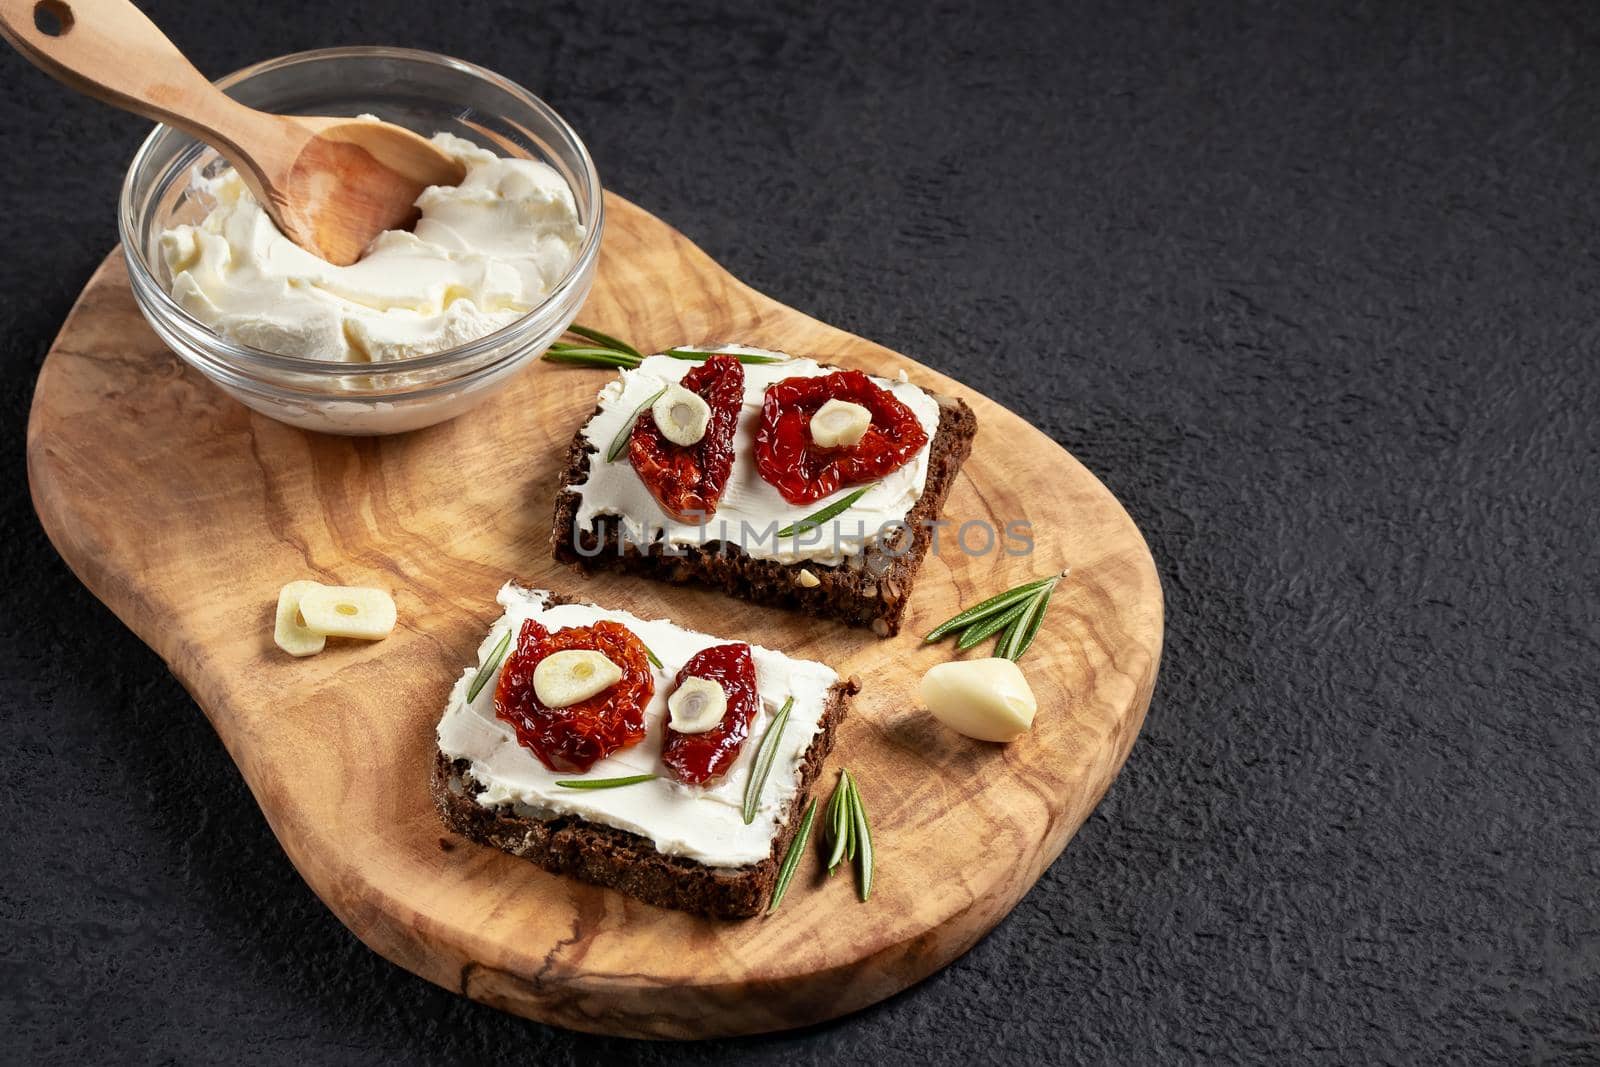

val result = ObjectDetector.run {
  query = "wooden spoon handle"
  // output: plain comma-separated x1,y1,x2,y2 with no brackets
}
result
0,0,264,155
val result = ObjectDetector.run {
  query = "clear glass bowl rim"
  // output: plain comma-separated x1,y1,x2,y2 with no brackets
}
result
116,44,604,381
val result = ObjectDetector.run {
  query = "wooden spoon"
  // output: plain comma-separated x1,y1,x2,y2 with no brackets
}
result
0,0,467,265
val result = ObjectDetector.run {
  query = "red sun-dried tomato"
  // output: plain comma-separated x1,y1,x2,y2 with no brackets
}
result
495,618,654,773
660,642,760,786
628,355,744,523
754,369,929,505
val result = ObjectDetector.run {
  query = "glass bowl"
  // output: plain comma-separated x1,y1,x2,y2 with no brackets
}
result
118,46,602,435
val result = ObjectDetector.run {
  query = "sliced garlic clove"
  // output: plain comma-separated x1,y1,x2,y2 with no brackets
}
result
274,580,326,658
919,657,1037,742
534,649,624,708
667,676,729,734
296,585,397,641
652,383,711,446
809,398,872,448
796,568,821,588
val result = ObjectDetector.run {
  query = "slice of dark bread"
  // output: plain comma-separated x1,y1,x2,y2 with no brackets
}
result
551,375,978,637
431,596,858,919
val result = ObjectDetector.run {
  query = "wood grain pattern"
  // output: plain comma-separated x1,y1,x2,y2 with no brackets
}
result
25,193,1162,1038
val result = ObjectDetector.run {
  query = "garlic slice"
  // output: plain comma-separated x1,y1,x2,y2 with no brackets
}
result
920,658,1037,742
652,383,711,446
809,398,872,448
274,580,326,658
533,649,623,708
296,585,397,641
667,677,728,734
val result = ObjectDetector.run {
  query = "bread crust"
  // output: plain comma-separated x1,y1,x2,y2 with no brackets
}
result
551,382,978,637
432,662,857,919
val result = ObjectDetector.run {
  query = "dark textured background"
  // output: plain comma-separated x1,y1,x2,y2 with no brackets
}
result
3,0,1597,1061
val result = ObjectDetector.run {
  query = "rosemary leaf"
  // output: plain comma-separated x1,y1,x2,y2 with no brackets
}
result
554,773,658,790
542,347,642,369
847,773,874,902
643,643,663,670
997,582,1053,662
825,773,851,874
841,769,858,862
663,347,785,365
565,324,642,359
956,597,1031,651
1003,583,1056,662
742,696,794,824
923,575,1058,643
466,628,512,703
767,797,818,914
606,386,665,462
775,485,875,539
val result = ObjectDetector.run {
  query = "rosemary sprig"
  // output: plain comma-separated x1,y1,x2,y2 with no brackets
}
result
923,575,1057,642
565,323,641,359
824,772,852,874
543,346,640,368
767,797,818,913
543,328,791,369
846,771,874,901
643,643,663,670
664,346,785,365
774,484,875,539
466,629,512,703
996,581,1056,662
956,598,1029,651
821,769,873,899
923,569,1069,663
554,773,658,789
606,385,665,462
741,696,794,824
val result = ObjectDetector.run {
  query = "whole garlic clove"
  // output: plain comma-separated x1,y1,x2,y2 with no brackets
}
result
652,383,711,446
919,658,1037,742
533,649,624,708
809,398,872,448
667,676,728,734
274,580,327,657
296,585,397,641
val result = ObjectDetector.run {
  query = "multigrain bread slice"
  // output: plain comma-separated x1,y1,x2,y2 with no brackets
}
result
551,381,978,638
431,588,859,919
431,679,854,918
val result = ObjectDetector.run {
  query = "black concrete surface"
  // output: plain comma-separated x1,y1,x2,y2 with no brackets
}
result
3,0,1597,1062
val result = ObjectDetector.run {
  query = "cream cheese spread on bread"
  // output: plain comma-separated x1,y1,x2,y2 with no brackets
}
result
435,583,838,868
568,352,941,565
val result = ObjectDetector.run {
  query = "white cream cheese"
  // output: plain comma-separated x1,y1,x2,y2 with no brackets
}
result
569,353,941,565
158,130,582,362
435,583,840,869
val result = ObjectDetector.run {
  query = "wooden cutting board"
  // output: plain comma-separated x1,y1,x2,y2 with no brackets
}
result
26,193,1162,1039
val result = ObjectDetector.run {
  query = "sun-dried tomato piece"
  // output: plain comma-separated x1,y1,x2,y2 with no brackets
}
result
628,355,744,523
660,643,760,786
495,618,654,773
754,369,929,505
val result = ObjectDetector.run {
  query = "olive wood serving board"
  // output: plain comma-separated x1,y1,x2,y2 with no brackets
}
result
26,193,1162,1039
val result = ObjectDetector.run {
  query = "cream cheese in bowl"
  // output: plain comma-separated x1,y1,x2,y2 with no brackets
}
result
120,47,603,436
160,131,583,363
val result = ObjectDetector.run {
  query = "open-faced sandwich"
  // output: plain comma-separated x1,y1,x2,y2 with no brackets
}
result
432,583,857,917
551,347,977,637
